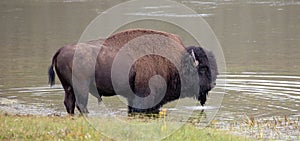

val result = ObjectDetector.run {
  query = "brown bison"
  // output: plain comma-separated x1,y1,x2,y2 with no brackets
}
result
48,29,215,115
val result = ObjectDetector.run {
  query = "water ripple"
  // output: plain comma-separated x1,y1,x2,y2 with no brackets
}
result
125,12,213,18
0,72,299,118
217,72,300,118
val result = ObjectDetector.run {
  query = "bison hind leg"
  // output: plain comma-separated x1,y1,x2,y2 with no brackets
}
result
73,80,91,114
64,86,76,115
76,103,89,114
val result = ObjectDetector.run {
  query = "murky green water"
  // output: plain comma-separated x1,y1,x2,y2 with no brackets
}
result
0,0,299,135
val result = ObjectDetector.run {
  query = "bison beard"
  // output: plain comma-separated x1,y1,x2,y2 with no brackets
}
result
48,29,214,115
186,46,219,107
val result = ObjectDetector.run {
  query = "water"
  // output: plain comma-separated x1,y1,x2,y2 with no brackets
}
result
0,0,299,132
218,72,300,118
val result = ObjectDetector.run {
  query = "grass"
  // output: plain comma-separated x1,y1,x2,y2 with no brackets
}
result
0,112,251,141
211,114,300,140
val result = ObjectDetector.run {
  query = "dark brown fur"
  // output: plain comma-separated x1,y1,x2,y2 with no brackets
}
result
48,29,212,114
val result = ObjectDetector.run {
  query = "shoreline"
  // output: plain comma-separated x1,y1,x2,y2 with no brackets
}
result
1,110,299,140
0,111,251,141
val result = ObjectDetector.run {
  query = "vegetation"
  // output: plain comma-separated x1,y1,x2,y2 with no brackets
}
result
213,115,300,140
0,112,250,141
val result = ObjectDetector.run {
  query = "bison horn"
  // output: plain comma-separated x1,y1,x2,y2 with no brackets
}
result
191,49,199,67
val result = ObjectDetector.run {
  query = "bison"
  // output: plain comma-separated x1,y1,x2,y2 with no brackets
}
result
48,29,216,115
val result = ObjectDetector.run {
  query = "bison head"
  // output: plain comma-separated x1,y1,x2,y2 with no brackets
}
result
186,46,213,106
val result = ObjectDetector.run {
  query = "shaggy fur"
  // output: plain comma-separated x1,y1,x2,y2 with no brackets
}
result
48,29,213,115
187,46,219,89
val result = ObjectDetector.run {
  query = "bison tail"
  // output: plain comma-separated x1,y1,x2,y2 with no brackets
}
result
48,48,61,86
48,65,55,86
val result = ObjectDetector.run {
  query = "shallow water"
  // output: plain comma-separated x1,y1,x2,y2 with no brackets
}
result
0,0,299,131
218,72,300,118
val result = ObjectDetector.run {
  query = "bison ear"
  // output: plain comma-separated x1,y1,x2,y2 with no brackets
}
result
191,49,199,67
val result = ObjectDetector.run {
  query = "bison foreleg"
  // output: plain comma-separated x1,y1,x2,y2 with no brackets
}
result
198,92,207,106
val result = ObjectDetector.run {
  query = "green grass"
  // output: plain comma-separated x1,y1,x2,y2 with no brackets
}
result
0,112,251,141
